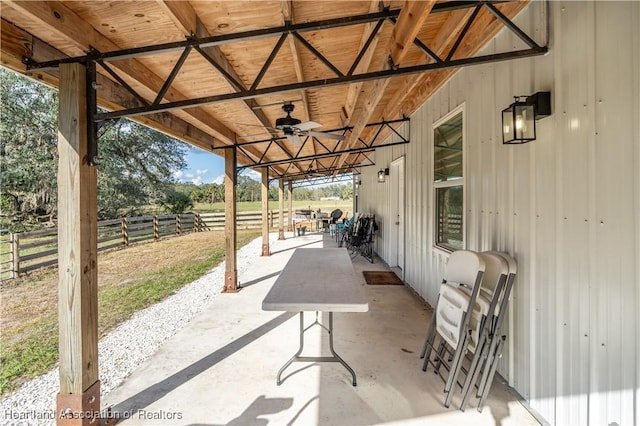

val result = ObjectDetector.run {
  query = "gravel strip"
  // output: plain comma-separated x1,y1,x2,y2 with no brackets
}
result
0,235,267,425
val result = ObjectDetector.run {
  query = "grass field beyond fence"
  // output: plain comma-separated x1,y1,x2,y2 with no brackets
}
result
0,230,260,396
194,199,352,213
1,200,352,280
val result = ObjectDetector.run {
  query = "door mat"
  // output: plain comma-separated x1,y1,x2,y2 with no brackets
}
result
362,271,403,286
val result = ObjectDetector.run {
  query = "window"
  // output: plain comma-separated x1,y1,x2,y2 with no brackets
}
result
433,109,464,251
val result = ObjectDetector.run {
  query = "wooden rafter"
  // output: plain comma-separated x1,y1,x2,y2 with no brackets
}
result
156,0,297,176
2,1,543,181
279,0,317,167
0,18,217,151
2,0,237,144
340,0,384,126
397,1,530,116
382,7,476,120
334,0,436,171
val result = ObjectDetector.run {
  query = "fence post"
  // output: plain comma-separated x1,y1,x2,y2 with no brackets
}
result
121,217,129,246
269,210,274,228
194,213,200,232
176,214,181,235
153,215,159,240
11,232,19,277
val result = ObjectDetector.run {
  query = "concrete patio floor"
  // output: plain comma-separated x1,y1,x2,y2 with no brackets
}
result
103,231,540,426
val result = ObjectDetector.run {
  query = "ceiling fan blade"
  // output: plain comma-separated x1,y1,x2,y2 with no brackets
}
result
295,121,321,131
305,130,345,141
286,134,303,146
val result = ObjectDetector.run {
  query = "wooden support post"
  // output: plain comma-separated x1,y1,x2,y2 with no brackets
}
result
11,233,19,277
121,218,129,246
223,147,238,292
287,181,293,233
261,168,270,256
153,215,159,240
56,62,100,425
278,178,285,240
194,213,201,232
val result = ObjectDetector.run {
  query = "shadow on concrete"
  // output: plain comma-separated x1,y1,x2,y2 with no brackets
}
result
270,239,321,254
239,270,281,288
286,395,318,426
223,394,293,425
111,312,296,419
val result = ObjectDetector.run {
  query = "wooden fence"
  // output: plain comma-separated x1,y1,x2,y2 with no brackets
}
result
0,210,289,279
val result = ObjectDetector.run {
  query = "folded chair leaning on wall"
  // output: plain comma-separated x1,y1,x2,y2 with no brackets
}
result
419,250,486,407
460,251,517,412
431,251,508,408
453,251,510,410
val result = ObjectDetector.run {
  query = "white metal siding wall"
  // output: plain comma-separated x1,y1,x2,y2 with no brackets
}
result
358,2,640,425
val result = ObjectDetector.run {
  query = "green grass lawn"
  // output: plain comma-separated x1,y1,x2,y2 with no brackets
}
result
0,229,260,396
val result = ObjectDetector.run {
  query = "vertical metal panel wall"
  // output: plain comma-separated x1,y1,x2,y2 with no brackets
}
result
358,2,640,425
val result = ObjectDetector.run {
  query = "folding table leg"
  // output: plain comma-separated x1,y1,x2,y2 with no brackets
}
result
277,312,305,385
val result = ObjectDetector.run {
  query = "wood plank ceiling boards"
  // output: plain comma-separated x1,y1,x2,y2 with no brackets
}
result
0,0,544,183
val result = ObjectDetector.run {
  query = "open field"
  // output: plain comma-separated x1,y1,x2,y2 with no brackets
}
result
194,199,353,214
0,229,260,396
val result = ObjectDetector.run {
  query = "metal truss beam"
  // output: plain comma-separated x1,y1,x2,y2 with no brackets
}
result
26,2,504,68
291,173,356,188
271,159,377,182
92,46,545,122
236,118,409,170
24,2,543,125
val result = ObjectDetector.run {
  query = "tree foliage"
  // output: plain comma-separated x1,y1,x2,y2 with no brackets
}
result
0,69,188,229
96,120,186,219
0,69,58,227
160,190,194,214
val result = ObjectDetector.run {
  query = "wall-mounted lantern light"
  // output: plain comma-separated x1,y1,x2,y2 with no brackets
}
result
377,168,389,183
502,91,551,144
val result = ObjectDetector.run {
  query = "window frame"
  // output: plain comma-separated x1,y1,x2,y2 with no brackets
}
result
432,104,466,253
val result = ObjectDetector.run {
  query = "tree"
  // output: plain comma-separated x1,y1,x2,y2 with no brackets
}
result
96,119,187,219
0,69,58,228
160,190,194,214
0,69,189,228
236,175,261,202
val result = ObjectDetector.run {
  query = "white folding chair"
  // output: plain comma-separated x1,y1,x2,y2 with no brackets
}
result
459,251,517,411
456,251,509,410
420,250,485,407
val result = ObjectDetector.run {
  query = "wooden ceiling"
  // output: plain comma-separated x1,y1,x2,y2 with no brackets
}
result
0,1,541,181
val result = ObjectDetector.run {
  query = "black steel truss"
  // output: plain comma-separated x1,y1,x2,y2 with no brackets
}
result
26,2,508,69
290,173,357,188
25,1,546,125
270,158,377,182
235,118,409,170
21,0,546,179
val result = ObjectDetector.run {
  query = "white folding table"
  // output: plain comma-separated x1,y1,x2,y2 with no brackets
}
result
262,248,369,386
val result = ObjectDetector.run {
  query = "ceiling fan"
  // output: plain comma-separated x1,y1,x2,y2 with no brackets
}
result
274,102,345,145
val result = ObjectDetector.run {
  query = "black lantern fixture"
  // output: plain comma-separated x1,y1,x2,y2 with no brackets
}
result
502,91,551,144
377,168,389,183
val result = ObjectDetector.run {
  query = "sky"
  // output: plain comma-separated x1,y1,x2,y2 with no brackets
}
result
173,145,260,185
